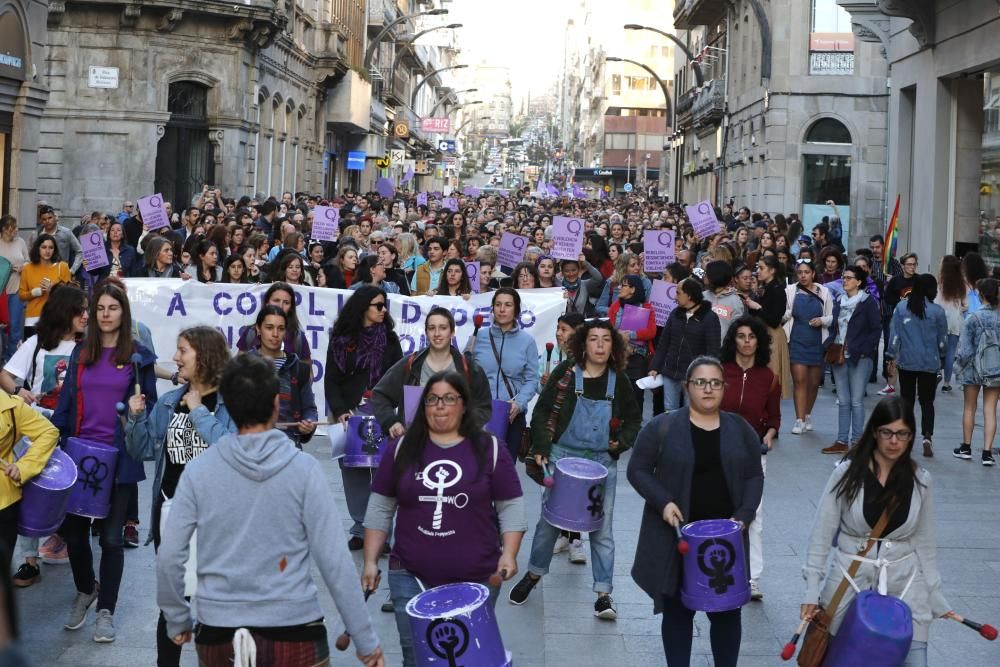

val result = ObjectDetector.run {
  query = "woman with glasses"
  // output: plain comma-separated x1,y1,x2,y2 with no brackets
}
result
326,285,403,550
802,396,955,667
628,356,764,666
783,258,834,434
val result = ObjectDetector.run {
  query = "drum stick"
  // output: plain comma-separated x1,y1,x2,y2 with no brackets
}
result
335,570,381,651
544,342,554,376
780,618,809,660
674,523,689,555
130,352,143,397
542,463,555,488
488,568,508,588
949,613,998,640
464,314,485,354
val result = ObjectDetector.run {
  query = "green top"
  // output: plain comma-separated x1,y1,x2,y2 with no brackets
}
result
529,358,642,458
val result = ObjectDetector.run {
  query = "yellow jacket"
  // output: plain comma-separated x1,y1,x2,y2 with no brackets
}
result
0,391,60,511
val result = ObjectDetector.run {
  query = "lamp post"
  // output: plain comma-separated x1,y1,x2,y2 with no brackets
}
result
410,64,469,110
623,24,705,87
428,88,478,116
606,56,672,195
387,23,462,84
363,8,448,71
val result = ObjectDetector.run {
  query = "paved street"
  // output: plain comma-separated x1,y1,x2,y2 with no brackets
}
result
14,383,1000,666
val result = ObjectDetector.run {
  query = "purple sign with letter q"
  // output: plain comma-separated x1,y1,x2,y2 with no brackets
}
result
497,233,528,270
138,193,170,231
643,229,676,272
312,206,340,242
551,216,584,261
81,231,109,270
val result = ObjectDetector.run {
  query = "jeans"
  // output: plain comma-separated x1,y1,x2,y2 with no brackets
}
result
943,334,959,384
660,594,741,667
898,369,937,438
3,292,24,365
748,457,765,581
59,483,130,614
903,641,928,667
832,358,873,444
528,463,617,593
662,377,687,412
339,464,375,539
388,569,500,667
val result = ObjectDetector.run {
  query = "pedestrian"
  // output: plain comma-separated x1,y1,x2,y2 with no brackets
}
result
628,356,764,667
557,256,606,317
220,254,248,284
880,252,919,395
51,279,158,642
0,215,29,363
607,274,657,412
784,258,834,434
702,260,745,339
375,242,411,295
745,255,791,398
952,277,1000,465
934,255,965,393
326,285,403,550
411,237,447,295
274,252,312,286
139,237,189,279
719,316,780,601
186,240,222,283
124,326,235,666
363,370,524,667
157,354,384,667
432,258,472,297
824,265,882,455
801,396,954,666
649,278,722,412
19,234,72,340
961,251,988,318
235,282,311,362
509,319,641,620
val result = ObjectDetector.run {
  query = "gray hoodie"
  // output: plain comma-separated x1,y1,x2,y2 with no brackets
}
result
703,287,745,339
156,429,380,655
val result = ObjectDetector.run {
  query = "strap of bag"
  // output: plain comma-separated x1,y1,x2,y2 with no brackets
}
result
23,342,44,392
543,367,575,443
825,508,892,616
488,331,517,400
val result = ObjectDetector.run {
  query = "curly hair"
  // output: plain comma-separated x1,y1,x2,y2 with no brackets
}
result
719,315,772,367
568,319,627,372
178,326,231,387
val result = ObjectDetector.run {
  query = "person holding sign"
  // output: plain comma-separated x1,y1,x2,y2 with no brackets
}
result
19,234,72,339
558,255,606,318
608,275,657,412
596,253,652,317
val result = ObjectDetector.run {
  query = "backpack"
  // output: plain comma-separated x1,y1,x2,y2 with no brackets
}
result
973,313,1000,379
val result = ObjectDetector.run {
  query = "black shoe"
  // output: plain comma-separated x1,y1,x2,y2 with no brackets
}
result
12,562,40,588
983,450,995,467
347,536,364,551
941,384,952,393
953,444,973,460
123,524,139,549
594,595,618,620
508,573,539,605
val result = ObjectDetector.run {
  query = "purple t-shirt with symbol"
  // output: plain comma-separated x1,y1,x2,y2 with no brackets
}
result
371,437,522,588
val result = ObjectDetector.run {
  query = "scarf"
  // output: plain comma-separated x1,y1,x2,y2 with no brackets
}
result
329,324,388,388
837,291,868,346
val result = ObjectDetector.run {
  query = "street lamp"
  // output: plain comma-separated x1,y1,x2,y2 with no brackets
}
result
410,64,469,110
387,23,463,82
456,116,491,136
428,88,479,116
623,24,705,87
363,8,448,71
446,101,483,117
605,57,672,120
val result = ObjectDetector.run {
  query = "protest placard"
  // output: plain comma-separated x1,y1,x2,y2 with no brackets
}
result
643,229,676,272
497,234,528,269
465,261,480,293
551,216,584,261
81,231,109,270
686,200,721,239
648,279,678,326
138,193,170,231
311,206,340,242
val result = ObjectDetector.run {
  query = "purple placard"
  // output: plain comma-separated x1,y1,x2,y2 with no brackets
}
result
551,216,584,261
463,186,481,197
499,190,509,198
686,200,720,239
137,193,170,231
619,304,650,332
643,229,676,272
497,233,528,269
443,197,459,211
416,192,428,207
648,280,678,326
403,384,423,427
465,261,480,294
402,166,414,184
312,206,340,242
375,178,395,199
81,230,109,270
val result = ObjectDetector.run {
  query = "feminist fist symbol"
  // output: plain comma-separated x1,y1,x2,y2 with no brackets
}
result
697,538,737,594
427,618,469,667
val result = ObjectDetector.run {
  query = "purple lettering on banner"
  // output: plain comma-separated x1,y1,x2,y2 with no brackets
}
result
443,197,459,211
649,279,678,326
138,193,171,231
416,192,428,207
214,292,233,315
465,261,480,293
497,233,528,269
403,384,423,426
312,206,340,242
81,231,109,270
686,200,721,239
619,304,651,332
643,229,676,273
551,216,585,261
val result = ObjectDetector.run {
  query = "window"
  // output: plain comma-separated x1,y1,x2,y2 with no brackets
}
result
810,0,854,75
811,0,851,32
611,74,621,96
805,118,851,144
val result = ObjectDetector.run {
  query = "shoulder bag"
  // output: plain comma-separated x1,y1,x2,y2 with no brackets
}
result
522,366,575,484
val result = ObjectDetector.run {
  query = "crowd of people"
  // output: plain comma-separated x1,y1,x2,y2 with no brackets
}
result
0,184,992,666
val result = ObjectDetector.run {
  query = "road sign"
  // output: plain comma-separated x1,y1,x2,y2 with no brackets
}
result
437,140,456,153
624,183,633,193
390,149,406,165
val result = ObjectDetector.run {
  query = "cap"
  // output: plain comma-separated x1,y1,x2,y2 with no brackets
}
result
798,235,811,244
753,221,767,229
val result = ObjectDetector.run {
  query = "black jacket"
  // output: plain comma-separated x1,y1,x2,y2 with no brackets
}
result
649,301,722,380
324,330,403,418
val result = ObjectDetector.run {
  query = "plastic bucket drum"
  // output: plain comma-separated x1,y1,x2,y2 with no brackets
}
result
63,437,119,519
823,590,913,667
343,415,388,468
541,456,608,533
680,519,750,612
17,448,77,537
484,399,510,442
405,582,511,667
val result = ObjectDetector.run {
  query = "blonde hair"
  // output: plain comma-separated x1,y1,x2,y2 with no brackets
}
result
396,232,419,264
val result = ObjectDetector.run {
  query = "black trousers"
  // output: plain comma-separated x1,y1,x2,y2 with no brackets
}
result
0,501,20,572
152,495,184,667
660,594,741,667
898,369,937,438
59,483,129,614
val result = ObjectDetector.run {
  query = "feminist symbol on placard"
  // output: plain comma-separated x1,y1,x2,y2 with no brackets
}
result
567,218,582,235
89,232,102,246
324,208,337,220
697,537,737,594
659,232,673,246
79,456,109,496
149,195,161,208
512,236,525,249
357,417,382,455
698,203,713,216
587,483,604,518
426,618,469,667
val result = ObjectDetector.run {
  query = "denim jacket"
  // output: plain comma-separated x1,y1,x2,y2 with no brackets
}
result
887,299,947,373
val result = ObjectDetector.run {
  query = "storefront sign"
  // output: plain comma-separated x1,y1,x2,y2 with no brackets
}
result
0,12,26,81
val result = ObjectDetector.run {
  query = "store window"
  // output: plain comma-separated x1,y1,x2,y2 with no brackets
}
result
802,117,852,233
979,70,1000,268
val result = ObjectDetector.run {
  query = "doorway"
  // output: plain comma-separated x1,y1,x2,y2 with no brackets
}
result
155,82,214,209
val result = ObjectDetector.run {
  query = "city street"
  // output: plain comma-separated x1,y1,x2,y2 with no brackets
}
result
15,384,1000,666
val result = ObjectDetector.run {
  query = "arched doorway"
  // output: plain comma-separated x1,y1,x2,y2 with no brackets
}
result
155,82,214,209
801,117,852,234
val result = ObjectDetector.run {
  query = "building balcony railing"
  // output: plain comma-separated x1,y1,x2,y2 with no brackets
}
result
367,0,398,34
374,67,408,107
692,78,725,130
673,0,730,30
809,51,855,75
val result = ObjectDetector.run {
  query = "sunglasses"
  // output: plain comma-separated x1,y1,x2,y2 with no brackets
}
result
369,302,387,311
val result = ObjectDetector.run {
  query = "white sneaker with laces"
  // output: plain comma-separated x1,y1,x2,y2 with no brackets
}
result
569,540,587,564
804,416,813,432
877,384,896,396
791,419,804,435
750,580,763,601
553,535,570,554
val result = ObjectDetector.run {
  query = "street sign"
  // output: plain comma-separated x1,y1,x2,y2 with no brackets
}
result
375,155,391,169
624,183,633,193
88,66,119,89
393,120,410,139
389,149,406,165
437,140,456,153
346,151,366,171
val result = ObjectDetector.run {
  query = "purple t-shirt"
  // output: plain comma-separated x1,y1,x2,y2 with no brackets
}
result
372,437,522,588
78,348,132,445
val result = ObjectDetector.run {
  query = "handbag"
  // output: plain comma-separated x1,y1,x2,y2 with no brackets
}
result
824,343,845,365
797,508,891,667
522,366,575,484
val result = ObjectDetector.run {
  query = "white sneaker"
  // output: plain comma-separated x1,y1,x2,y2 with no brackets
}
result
750,580,763,601
553,535,570,554
569,540,587,564
877,384,896,396
804,416,813,432
791,419,804,435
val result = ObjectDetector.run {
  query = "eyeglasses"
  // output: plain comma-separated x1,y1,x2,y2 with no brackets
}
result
876,427,913,441
687,378,725,391
843,275,859,281
368,302,387,311
796,258,812,265
424,393,462,406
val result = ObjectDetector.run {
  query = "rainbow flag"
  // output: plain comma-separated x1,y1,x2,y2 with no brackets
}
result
883,195,901,273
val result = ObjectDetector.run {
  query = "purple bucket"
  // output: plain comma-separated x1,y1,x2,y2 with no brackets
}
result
403,384,423,427
542,456,608,533
680,519,750,612
484,399,510,441
405,582,511,667
17,448,77,537
343,415,388,468
64,437,119,519
823,590,912,667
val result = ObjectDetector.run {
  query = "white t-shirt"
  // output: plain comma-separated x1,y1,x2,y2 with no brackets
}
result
4,335,77,409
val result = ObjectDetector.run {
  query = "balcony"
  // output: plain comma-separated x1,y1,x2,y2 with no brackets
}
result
675,89,696,130
691,78,725,130
374,67,408,107
673,0,730,31
367,0,398,34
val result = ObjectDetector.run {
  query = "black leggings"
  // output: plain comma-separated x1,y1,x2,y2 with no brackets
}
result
59,483,129,614
152,496,184,667
898,369,937,437
660,594,741,667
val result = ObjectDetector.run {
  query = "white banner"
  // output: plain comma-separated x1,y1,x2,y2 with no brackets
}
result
124,280,565,419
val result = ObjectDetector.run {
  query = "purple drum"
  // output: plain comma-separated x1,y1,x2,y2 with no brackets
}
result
343,415,388,468
823,590,912,667
680,519,750,612
483,399,510,442
405,582,511,667
17,448,77,537
64,437,119,519
542,456,608,533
